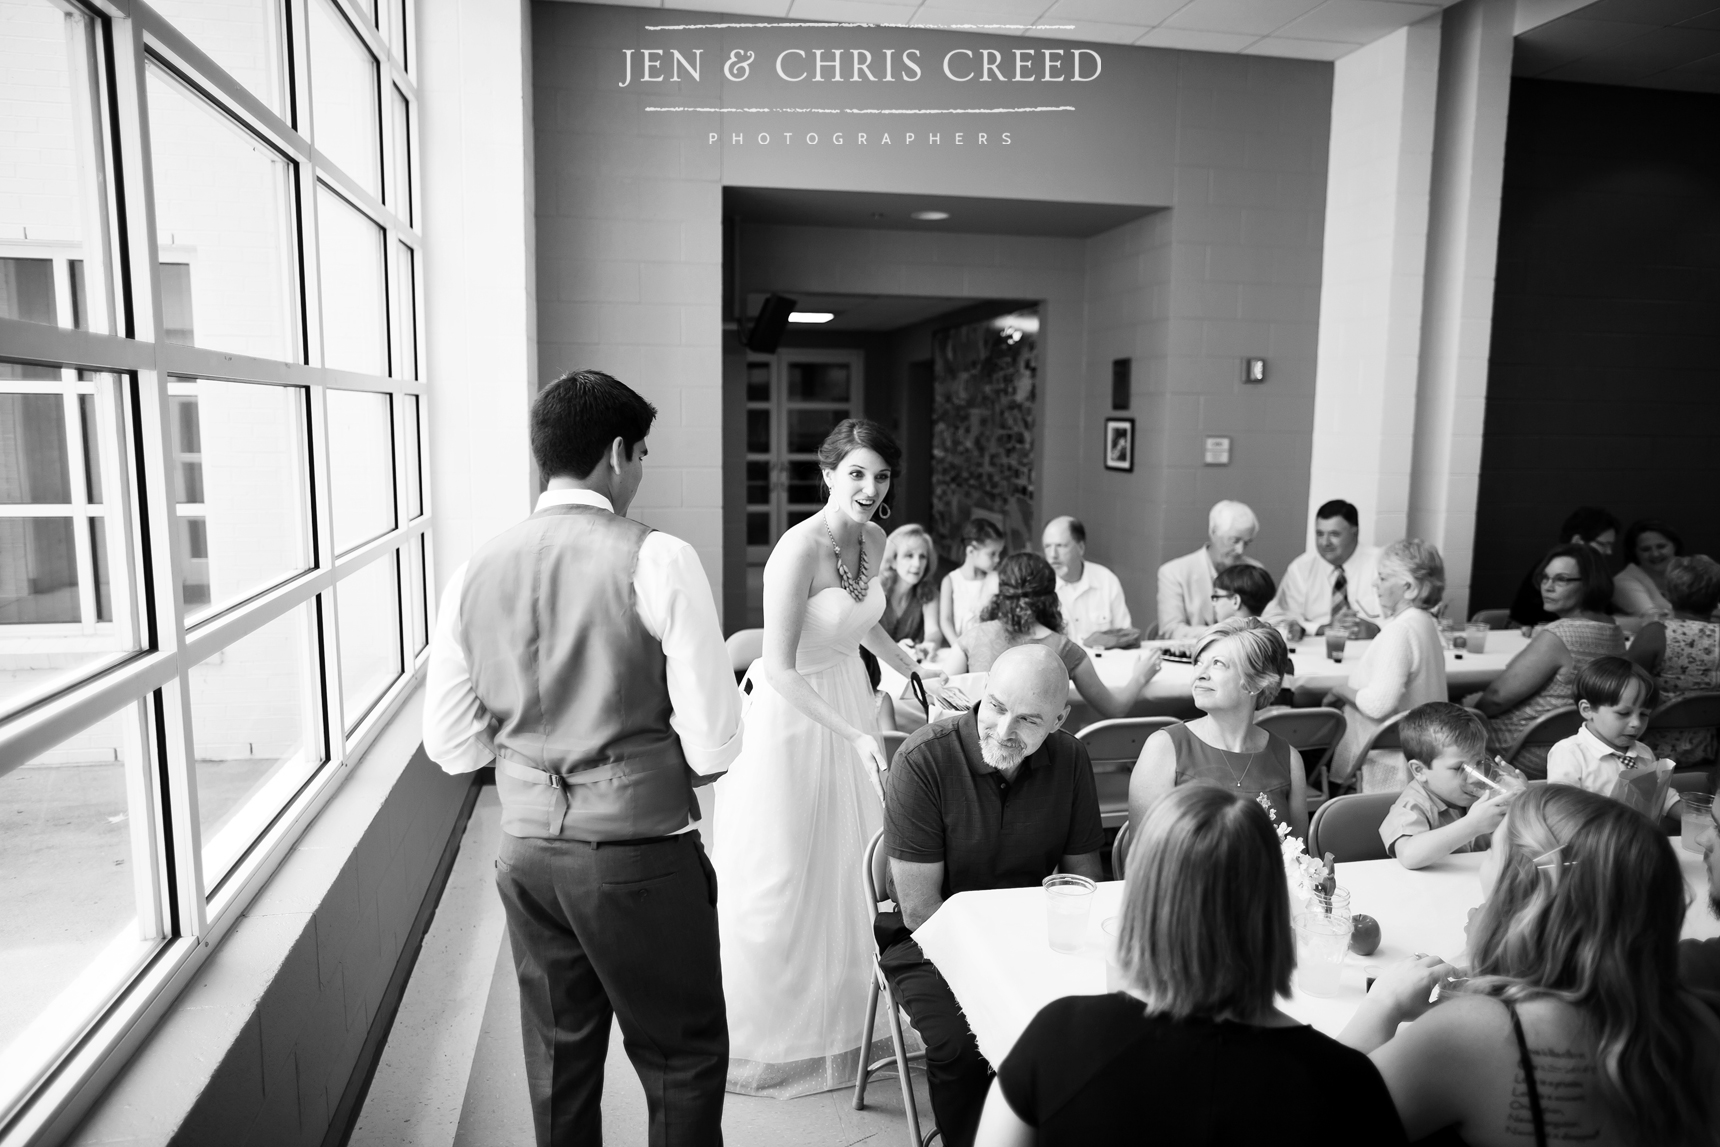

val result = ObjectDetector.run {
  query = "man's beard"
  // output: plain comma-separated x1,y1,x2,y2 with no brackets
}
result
980,732,1026,774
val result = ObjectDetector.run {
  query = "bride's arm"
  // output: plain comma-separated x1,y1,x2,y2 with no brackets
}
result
861,623,928,680
762,531,884,770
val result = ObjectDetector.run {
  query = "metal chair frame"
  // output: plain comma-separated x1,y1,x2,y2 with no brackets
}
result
852,829,936,1146
1307,791,1399,863
1256,706,1348,804
1075,717,1180,829
1110,820,1134,881
1327,710,1407,797
1502,705,1583,779
1469,608,1513,630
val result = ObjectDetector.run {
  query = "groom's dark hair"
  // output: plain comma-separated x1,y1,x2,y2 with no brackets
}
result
532,369,658,480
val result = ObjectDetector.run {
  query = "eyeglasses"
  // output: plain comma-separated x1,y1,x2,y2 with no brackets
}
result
1210,591,1238,602
1539,574,1582,588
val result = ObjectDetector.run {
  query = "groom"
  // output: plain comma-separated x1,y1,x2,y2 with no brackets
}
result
424,369,741,1146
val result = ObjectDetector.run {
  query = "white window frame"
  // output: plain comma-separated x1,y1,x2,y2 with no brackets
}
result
0,0,428,1142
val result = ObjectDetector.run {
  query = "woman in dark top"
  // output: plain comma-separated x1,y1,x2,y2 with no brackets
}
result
1339,785,1720,1147
1127,616,1308,838
879,522,943,657
1508,507,1618,627
976,785,1407,1147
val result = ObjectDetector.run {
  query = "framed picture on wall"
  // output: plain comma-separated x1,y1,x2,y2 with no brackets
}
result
1104,418,1134,472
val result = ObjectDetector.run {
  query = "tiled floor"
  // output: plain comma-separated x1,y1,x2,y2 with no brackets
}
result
354,785,934,1147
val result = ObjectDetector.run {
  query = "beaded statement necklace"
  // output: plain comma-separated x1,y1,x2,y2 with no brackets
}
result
824,518,870,602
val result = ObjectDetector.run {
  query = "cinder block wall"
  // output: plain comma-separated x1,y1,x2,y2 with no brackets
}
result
71,696,475,1147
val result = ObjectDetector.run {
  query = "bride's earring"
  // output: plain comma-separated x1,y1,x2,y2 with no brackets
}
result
878,501,892,520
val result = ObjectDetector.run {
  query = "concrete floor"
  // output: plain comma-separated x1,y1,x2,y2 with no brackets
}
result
354,786,934,1147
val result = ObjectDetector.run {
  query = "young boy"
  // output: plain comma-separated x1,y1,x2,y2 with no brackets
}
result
938,517,1005,641
1546,656,1679,823
1380,702,1511,869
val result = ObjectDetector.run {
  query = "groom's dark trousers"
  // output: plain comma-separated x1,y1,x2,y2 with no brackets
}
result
496,829,727,1147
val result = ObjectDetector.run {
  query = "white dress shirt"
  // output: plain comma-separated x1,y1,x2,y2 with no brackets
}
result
1546,725,1679,814
1264,546,1383,633
1156,547,1264,640
423,489,742,829
1055,560,1131,643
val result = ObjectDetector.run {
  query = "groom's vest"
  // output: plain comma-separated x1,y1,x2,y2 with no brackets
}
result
459,504,696,841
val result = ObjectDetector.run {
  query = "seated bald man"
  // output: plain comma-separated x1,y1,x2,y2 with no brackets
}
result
880,645,1105,1147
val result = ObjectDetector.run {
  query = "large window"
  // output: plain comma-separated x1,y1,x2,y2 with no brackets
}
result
0,0,425,1140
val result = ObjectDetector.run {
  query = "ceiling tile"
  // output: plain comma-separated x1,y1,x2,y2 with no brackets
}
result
916,0,1059,17
1273,0,1439,44
1163,0,1329,36
1675,7,1720,28
1044,0,1179,21
1023,19,1153,41
670,0,794,15
1243,34,1358,57
787,0,924,22
1137,26,1262,49
908,7,1037,31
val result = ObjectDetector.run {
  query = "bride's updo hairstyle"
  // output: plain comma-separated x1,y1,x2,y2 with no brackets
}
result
980,552,1063,636
1194,617,1292,711
817,418,902,478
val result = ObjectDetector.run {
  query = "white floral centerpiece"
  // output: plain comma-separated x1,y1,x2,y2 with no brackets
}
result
1256,792,1326,903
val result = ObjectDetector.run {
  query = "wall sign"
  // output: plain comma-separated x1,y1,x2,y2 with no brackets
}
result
1204,435,1232,465
1104,418,1134,472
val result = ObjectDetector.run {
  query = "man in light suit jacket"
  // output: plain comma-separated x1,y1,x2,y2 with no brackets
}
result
1156,500,1265,640
425,370,741,1146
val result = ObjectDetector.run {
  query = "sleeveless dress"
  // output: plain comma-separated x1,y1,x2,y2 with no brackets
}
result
713,579,890,1097
1166,722,1297,829
1478,617,1624,775
946,571,997,639
1643,618,1720,764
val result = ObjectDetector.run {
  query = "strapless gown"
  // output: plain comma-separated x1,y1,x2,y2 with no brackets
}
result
714,580,892,1097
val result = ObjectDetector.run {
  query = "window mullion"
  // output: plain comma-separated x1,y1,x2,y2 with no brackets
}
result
120,697,168,941
308,386,347,750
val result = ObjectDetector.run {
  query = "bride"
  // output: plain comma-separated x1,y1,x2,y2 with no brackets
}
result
714,418,944,1097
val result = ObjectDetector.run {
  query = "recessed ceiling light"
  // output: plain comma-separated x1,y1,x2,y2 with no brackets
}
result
910,210,950,221
788,311,835,324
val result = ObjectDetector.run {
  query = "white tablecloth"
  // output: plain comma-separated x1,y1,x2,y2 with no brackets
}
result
911,850,1717,1067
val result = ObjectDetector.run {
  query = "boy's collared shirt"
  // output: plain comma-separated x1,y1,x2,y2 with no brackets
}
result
1546,725,1679,814
1379,778,1490,857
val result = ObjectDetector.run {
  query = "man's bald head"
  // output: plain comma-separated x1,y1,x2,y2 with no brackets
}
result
977,645,1073,772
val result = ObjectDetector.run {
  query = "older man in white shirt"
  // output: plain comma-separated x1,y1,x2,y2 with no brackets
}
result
1264,499,1383,641
1156,500,1265,640
1042,515,1131,644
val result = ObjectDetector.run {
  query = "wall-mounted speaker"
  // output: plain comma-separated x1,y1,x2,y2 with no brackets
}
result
746,294,798,353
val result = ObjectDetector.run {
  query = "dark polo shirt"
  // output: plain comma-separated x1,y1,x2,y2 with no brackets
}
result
884,707,1105,901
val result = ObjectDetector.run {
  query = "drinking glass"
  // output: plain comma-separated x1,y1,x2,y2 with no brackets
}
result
1294,911,1353,998
1297,884,1352,919
1464,622,1489,654
1681,792,1716,855
1043,874,1096,953
1324,629,1348,663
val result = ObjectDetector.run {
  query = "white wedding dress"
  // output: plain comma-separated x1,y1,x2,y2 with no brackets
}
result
714,579,894,1097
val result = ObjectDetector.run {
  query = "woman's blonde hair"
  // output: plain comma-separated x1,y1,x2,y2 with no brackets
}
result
880,523,938,607
1117,785,1292,1020
1464,784,1718,1146
1194,616,1291,711
1377,538,1445,609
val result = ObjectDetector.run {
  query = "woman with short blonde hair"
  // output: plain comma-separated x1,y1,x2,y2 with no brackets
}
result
878,523,942,658
1126,617,1309,838
973,786,1407,1146
1325,538,1451,791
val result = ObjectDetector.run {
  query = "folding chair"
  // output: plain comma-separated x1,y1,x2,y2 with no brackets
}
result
881,730,910,768
1256,707,1347,805
725,628,764,684
852,829,936,1146
1646,690,1720,777
1503,706,1583,780
1469,609,1512,630
1075,717,1180,829
1307,792,1398,863
1110,820,1135,881
1326,711,1407,797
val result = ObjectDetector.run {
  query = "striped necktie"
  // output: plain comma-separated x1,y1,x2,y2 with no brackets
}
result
1331,567,1350,624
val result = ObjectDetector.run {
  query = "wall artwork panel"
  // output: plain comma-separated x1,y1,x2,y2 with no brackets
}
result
930,309,1039,561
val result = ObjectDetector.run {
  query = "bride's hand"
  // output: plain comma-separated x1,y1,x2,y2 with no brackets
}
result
851,733,888,776
917,666,949,688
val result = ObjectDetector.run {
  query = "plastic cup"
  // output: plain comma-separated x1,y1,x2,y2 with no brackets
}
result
1681,792,1716,855
1297,884,1352,920
1464,623,1489,654
1324,629,1348,664
1101,916,1125,992
1294,911,1353,998
1043,874,1096,953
